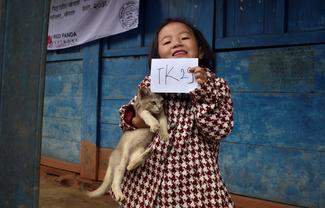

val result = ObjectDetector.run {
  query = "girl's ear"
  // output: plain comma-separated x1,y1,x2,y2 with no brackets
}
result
199,47,204,59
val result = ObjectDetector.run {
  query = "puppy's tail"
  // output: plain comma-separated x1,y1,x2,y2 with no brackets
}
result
87,167,113,198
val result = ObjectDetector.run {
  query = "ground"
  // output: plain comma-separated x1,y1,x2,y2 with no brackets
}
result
39,173,119,208
38,167,297,208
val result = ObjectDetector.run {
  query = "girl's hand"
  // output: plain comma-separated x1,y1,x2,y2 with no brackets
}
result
190,67,208,85
132,114,149,128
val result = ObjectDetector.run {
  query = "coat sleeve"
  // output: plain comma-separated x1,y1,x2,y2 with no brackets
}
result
119,76,151,131
190,70,234,141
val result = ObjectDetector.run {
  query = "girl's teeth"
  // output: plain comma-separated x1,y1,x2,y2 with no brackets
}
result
174,51,186,56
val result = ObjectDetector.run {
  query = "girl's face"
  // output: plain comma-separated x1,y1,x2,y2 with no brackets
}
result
157,22,200,59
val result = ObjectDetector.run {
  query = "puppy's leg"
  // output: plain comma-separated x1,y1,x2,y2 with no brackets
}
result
158,112,168,141
111,155,128,202
138,110,160,133
127,148,152,171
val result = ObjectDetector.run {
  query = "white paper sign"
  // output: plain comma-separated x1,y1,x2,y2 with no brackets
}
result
150,58,198,93
47,0,139,50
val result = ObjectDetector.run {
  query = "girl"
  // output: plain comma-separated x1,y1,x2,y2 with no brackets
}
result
118,18,234,208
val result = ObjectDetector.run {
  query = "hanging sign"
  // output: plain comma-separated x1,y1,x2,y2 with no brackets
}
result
150,58,199,93
47,0,139,50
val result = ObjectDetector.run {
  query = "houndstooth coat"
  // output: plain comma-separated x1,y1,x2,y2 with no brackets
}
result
118,69,235,208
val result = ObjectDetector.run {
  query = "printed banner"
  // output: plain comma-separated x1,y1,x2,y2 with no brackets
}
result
47,0,139,50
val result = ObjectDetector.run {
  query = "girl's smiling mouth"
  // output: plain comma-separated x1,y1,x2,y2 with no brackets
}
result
172,50,188,57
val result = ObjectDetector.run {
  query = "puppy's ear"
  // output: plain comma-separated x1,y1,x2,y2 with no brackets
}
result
137,87,150,98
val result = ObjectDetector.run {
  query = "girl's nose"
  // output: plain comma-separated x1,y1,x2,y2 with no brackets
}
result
172,39,182,48
173,43,182,49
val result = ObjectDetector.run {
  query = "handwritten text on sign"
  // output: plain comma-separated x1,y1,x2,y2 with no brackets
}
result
150,58,198,93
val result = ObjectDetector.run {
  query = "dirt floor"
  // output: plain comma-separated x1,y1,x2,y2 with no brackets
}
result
39,173,119,208
38,167,298,208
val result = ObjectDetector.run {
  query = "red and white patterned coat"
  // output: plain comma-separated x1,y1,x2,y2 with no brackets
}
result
118,69,234,208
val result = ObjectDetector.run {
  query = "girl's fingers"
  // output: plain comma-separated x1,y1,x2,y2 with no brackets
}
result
190,67,207,84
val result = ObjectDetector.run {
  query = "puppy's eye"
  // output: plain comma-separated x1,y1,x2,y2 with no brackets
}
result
151,101,157,105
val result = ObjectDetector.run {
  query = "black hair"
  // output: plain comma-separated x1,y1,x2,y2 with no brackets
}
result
148,18,215,72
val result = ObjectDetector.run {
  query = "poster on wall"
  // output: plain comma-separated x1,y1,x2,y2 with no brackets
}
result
47,0,139,50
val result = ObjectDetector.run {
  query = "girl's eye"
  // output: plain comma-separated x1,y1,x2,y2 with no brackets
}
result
182,37,189,40
163,41,171,45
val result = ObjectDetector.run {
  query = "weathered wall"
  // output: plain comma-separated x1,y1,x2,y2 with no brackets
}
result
42,61,83,163
218,44,325,207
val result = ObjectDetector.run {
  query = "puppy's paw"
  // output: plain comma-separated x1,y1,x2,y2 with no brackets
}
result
159,129,169,141
149,122,160,133
116,194,126,203
127,160,142,171
112,187,126,202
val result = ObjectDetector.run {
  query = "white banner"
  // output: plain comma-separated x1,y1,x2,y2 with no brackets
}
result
47,0,139,50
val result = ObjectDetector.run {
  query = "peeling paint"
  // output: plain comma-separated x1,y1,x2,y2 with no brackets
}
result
249,46,315,90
